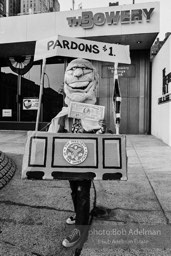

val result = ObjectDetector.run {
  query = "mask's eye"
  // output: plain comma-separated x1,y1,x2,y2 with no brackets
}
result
82,67,93,71
70,67,77,71
68,66,93,72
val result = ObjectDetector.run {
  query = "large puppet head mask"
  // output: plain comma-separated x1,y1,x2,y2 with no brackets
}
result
64,58,99,105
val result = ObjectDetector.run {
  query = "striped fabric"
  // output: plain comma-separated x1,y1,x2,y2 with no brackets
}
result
113,66,121,134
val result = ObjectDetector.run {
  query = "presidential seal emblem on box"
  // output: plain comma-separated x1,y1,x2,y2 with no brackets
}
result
63,140,88,165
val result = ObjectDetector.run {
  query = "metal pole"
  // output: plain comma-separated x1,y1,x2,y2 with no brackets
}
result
6,0,9,16
72,0,75,10
17,74,21,122
35,58,46,131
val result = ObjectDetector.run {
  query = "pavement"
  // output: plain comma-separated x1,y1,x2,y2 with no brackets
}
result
0,130,171,256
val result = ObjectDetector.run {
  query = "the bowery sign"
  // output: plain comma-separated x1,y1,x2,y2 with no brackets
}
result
66,8,154,29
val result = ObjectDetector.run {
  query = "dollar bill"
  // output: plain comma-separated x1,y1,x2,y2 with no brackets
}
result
68,102,105,121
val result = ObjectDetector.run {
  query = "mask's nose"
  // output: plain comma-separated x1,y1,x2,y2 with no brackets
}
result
73,68,83,78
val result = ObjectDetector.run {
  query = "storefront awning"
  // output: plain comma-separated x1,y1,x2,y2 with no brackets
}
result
0,1,159,65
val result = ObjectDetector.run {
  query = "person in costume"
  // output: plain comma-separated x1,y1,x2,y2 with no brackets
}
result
48,58,105,247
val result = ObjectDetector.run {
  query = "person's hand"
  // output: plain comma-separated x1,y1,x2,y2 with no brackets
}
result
98,119,106,129
96,119,106,134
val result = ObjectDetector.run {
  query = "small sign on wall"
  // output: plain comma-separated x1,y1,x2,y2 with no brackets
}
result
23,98,39,110
2,109,12,117
158,68,171,104
102,64,136,78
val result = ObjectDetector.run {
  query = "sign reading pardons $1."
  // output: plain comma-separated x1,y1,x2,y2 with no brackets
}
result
34,35,131,64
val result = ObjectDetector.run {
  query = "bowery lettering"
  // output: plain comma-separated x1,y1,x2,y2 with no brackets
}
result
66,8,155,29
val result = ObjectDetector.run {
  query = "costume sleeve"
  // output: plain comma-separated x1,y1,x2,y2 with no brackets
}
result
48,107,69,133
48,117,60,133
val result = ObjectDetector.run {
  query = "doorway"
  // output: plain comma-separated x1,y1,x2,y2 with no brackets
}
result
99,50,150,134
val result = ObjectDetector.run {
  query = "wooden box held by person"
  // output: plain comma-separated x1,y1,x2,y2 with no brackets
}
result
22,131,127,181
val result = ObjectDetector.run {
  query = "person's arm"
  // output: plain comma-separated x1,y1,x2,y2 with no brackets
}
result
57,116,68,133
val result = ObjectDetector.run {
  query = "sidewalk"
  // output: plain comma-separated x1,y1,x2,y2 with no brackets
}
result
0,131,171,256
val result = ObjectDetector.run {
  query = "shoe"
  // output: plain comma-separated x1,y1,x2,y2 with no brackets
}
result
66,216,76,225
62,228,81,248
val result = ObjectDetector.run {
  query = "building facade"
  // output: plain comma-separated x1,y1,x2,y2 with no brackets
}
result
49,0,60,12
0,2,160,134
20,0,60,15
0,0,5,17
8,0,20,16
151,34,171,146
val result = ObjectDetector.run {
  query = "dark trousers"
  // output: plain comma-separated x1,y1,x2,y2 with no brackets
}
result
69,180,91,227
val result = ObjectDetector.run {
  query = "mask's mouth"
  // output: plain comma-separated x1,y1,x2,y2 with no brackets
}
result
64,80,97,105
67,81,91,91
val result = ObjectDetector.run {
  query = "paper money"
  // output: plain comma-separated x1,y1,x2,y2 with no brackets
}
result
68,102,105,121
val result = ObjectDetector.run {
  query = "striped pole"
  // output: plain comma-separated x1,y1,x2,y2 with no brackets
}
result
113,62,121,135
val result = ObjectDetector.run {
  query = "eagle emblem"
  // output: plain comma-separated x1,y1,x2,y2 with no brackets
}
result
63,140,88,165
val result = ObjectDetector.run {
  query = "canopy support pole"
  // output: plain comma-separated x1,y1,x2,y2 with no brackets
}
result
35,58,46,131
17,74,22,122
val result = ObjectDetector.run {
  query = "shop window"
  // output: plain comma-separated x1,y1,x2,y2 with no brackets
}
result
0,69,17,121
0,62,64,124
